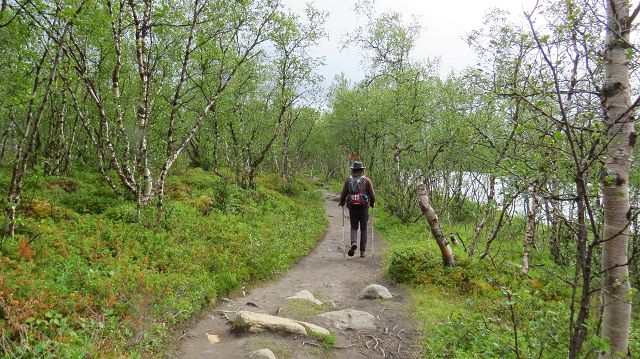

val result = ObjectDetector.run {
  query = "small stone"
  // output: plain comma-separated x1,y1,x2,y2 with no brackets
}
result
358,284,393,300
286,290,323,305
206,333,219,344
247,348,276,359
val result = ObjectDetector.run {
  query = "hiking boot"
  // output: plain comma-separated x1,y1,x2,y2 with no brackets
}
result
360,251,366,258
348,244,357,257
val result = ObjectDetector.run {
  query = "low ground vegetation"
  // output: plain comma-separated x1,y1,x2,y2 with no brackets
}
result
376,208,640,358
0,168,326,357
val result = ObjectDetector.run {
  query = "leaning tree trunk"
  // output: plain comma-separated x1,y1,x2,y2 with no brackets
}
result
599,0,634,356
417,183,456,266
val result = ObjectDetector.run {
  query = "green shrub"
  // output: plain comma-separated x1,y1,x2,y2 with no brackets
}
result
388,245,439,284
43,177,79,193
255,173,310,196
102,203,140,222
59,191,120,214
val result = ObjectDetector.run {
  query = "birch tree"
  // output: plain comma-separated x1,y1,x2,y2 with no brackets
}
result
4,1,76,236
227,6,325,189
600,0,635,355
22,0,284,219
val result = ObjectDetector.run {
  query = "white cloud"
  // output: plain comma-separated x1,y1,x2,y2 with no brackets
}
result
281,0,537,87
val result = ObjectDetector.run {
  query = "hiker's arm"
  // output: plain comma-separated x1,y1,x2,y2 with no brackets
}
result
367,178,376,207
339,181,348,206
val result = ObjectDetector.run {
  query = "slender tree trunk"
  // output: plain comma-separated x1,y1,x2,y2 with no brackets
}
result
469,175,496,257
417,183,456,266
549,168,563,264
44,93,68,176
522,186,537,274
60,117,78,174
453,170,464,209
128,0,154,205
0,111,15,165
211,121,220,171
480,189,521,259
186,134,200,166
569,177,592,359
282,123,292,177
599,0,634,356
243,165,255,190
441,170,451,214
64,79,121,195
156,184,165,223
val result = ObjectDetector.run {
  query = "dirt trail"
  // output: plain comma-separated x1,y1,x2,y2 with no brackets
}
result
172,190,420,358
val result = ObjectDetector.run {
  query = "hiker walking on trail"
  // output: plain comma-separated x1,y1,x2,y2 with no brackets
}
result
339,161,376,257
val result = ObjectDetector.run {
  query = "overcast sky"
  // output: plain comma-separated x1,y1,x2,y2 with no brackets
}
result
281,0,537,88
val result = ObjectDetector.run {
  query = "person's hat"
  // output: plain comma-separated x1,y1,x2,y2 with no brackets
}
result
350,161,365,170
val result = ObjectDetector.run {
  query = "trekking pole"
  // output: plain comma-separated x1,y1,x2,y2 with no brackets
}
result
371,207,375,259
342,206,346,258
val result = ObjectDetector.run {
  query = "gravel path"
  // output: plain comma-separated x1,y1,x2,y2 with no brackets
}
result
171,190,420,358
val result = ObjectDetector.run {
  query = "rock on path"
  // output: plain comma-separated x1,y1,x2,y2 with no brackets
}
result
358,283,394,300
285,290,323,305
235,311,330,337
246,349,277,359
317,309,377,331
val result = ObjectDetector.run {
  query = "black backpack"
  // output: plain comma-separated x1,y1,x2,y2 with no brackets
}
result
347,176,369,207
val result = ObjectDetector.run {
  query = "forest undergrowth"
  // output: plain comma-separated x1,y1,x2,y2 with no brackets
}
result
0,167,327,358
375,203,640,359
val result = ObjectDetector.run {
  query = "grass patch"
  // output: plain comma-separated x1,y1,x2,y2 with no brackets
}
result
308,331,336,350
277,298,328,322
0,168,327,357
328,179,344,194
410,285,468,327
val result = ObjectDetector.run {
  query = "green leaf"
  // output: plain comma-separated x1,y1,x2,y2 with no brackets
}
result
626,48,635,61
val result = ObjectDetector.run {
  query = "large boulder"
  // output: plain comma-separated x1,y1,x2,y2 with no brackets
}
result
358,284,393,300
234,311,330,337
246,349,276,359
286,290,323,306
316,309,376,331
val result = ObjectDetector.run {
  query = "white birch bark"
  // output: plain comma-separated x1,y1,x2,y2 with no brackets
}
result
600,0,634,356
417,184,456,266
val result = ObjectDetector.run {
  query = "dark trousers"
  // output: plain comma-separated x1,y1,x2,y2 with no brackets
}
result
349,205,369,252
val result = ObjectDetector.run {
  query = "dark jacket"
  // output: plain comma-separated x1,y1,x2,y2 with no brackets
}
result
339,175,376,208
